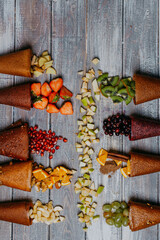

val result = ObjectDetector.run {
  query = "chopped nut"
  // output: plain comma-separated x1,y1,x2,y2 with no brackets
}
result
92,57,99,65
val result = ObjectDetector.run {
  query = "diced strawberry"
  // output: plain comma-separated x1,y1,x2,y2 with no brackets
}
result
46,104,59,113
48,92,60,103
60,86,73,100
41,82,52,97
33,97,48,110
60,102,73,115
31,83,41,96
50,78,63,92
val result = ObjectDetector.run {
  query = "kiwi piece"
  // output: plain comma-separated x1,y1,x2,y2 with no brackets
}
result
112,86,119,96
101,86,115,97
121,78,131,87
111,96,124,104
117,88,128,100
109,76,119,86
127,86,135,98
125,95,132,105
97,73,108,82
117,80,124,89
130,80,135,90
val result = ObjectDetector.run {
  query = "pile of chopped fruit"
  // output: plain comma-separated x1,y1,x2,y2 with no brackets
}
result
29,200,65,225
29,125,68,159
31,50,56,77
31,80,73,114
75,58,104,232
97,72,135,105
32,163,76,192
103,201,129,228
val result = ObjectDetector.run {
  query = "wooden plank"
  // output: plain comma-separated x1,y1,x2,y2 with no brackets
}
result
49,1,86,240
122,1,159,240
85,1,123,240
0,1,15,239
12,1,51,240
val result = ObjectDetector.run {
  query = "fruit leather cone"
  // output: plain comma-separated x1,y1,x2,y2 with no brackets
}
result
129,116,160,141
129,201,160,231
0,160,32,191
129,152,160,177
0,123,29,160
0,201,33,225
133,74,160,105
0,83,31,110
0,49,32,77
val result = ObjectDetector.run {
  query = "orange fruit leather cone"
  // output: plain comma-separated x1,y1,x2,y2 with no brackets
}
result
129,201,160,231
0,49,32,77
133,74,160,105
0,123,29,160
0,201,33,225
129,152,160,177
129,116,160,141
0,83,31,110
0,161,32,191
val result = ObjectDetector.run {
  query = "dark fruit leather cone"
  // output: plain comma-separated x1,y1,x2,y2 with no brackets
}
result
129,152,160,177
0,83,31,110
129,116,160,141
0,49,32,77
0,124,29,160
0,161,32,191
0,201,33,225
129,201,160,231
133,74,160,104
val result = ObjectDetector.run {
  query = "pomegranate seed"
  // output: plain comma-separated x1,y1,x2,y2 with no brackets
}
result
34,125,38,130
48,130,52,134
30,127,33,131
49,155,53,159
52,132,55,136
55,145,60,150
41,152,44,157
58,136,63,140
39,129,42,133
52,149,55,154
63,138,68,143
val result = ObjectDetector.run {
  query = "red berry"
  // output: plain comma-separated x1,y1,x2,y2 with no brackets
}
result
34,125,38,130
63,138,68,142
49,155,53,159
58,136,63,140
55,145,60,150
52,149,55,154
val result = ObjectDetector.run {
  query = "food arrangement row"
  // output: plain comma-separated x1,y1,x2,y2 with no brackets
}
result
0,49,160,233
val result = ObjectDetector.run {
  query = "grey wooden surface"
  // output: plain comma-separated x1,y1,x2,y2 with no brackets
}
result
0,0,159,240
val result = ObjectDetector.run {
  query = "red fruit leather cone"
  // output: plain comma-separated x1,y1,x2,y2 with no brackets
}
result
129,152,160,177
0,49,32,77
0,160,32,191
0,124,29,160
0,83,31,110
0,201,33,225
129,201,160,231
129,116,160,141
133,74,160,104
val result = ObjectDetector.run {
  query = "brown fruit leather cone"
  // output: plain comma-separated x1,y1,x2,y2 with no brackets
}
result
0,201,33,225
0,161,32,191
129,116,160,141
129,201,160,231
0,49,32,77
0,83,31,110
129,152,160,177
0,124,29,160
133,74,160,104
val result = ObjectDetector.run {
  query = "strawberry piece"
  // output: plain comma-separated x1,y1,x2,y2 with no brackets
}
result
48,92,60,103
33,97,48,110
31,83,41,96
60,102,73,115
41,82,52,97
46,104,59,113
50,78,63,92
60,86,73,100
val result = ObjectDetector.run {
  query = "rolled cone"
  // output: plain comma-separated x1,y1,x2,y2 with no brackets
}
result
129,152,160,177
0,160,32,191
129,116,160,141
0,49,32,77
0,123,29,160
0,201,33,225
0,83,31,110
129,201,160,231
133,74,160,105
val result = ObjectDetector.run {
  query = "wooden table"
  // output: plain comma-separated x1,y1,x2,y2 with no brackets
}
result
0,0,159,239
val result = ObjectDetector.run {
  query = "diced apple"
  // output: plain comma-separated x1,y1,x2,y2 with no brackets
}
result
46,67,57,75
38,57,47,67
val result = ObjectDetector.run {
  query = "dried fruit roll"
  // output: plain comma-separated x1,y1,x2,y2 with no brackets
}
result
133,74,160,105
0,161,32,191
129,201,160,231
0,83,31,110
0,49,32,77
0,201,33,225
0,123,29,160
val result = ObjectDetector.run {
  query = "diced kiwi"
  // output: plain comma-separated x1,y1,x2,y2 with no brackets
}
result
130,81,135,90
112,86,119,96
97,73,108,82
121,78,131,87
102,80,108,85
127,86,135,98
109,76,119,86
117,80,124,89
117,88,128,100
111,96,124,104
125,95,132,105
101,86,115,97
